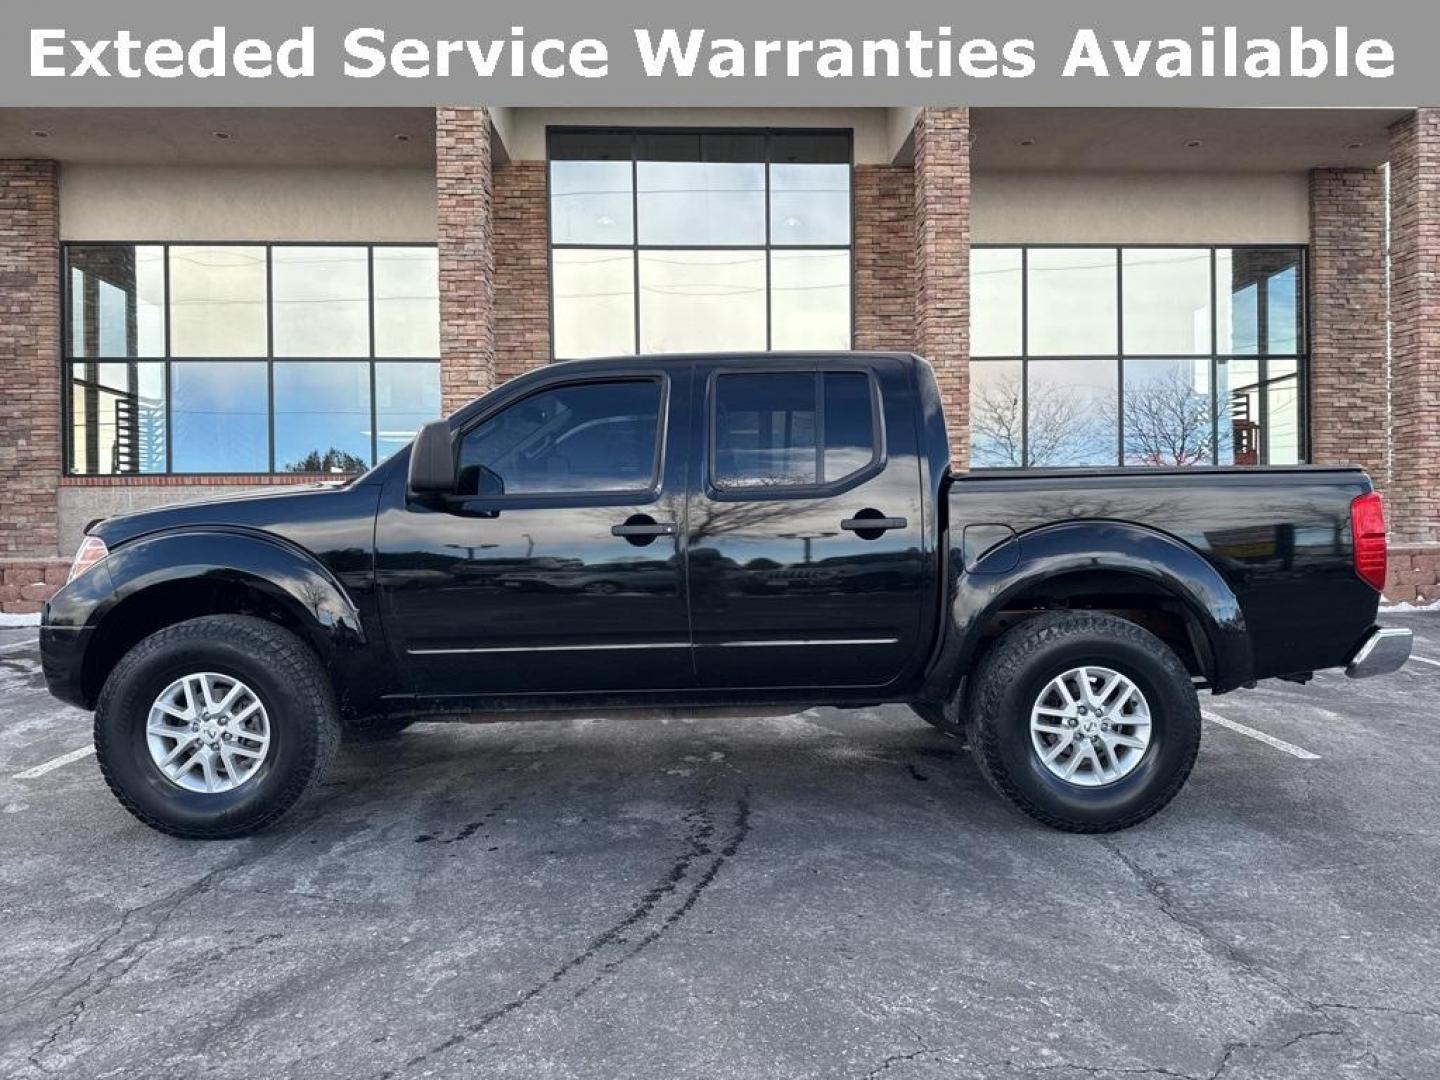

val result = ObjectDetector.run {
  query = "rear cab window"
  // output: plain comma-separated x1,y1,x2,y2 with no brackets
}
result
709,368,882,495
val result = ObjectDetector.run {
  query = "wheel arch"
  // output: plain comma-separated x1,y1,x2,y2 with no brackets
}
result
79,529,367,709
922,520,1251,703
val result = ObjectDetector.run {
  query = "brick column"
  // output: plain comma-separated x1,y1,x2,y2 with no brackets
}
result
436,106,496,414
1388,110,1440,550
1307,168,1388,488
493,161,551,383
912,108,971,469
853,165,916,352
0,161,61,560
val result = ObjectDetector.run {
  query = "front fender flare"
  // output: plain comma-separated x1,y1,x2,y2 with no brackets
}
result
91,528,365,651
922,520,1252,700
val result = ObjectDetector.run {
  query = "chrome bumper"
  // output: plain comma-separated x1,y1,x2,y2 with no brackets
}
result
1345,627,1413,679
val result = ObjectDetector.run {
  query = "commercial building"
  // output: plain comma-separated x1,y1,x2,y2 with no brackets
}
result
1,106,1437,611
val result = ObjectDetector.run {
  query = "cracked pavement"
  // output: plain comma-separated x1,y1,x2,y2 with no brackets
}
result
0,613,1437,1079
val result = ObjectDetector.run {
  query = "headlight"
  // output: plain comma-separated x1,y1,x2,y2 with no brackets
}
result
68,535,109,583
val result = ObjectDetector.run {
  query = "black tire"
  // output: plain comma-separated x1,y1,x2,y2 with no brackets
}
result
343,716,416,742
94,615,340,840
967,612,1200,833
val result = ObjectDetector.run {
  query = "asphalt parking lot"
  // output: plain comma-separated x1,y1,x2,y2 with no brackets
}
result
1,615,1437,1080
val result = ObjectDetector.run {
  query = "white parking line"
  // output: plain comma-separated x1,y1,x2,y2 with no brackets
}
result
1202,710,1319,760
0,638,39,655
1409,655,1440,668
14,745,94,780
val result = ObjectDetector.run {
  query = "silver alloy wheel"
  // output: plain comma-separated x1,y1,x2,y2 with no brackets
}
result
1029,665,1152,787
146,672,271,794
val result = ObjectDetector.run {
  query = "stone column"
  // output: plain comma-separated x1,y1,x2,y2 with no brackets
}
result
436,106,496,414
853,164,916,352
912,108,972,470
1307,167,1388,488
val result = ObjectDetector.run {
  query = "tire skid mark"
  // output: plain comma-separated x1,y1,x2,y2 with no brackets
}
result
389,789,751,1077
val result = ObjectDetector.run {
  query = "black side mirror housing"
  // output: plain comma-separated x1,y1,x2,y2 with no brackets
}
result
408,420,457,496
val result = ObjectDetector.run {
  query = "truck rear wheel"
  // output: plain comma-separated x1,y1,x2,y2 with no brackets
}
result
967,612,1200,832
94,615,340,839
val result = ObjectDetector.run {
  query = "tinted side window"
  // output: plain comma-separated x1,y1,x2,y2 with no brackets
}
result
458,380,661,496
712,371,877,491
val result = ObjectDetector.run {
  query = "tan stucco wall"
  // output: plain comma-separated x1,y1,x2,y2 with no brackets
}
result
59,164,437,242
972,171,1311,245
495,107,894,164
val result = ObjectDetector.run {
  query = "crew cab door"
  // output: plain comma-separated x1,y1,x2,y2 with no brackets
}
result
685,357,930,689
375,369,693,698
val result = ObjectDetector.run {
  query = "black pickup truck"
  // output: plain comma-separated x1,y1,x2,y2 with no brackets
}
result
41,353,1410,838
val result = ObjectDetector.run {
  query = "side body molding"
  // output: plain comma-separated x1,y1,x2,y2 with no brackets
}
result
921,520,1253,701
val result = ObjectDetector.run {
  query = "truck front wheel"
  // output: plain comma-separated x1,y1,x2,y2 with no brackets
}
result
94,615,340,839
967,612,1201,832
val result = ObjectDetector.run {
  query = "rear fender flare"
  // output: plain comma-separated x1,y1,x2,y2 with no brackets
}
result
924,520,1251,700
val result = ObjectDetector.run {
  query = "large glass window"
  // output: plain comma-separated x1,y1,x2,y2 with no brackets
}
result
64,243,442,476
549,128,853,358
970,245,1306,468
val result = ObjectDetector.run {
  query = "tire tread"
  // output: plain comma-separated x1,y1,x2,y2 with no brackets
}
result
94,615,339,840
967,612,1200,833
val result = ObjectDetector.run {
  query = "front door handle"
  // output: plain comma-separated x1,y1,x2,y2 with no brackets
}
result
841,514,908,534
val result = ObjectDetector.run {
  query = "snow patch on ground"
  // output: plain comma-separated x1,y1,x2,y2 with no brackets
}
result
1380,598,1440,613
0,613,41,627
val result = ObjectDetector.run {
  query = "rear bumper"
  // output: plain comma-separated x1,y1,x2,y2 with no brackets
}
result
1345,627,1412,679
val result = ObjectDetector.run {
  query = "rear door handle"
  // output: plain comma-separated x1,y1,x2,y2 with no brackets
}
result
841,516,908,533
611,522,676,537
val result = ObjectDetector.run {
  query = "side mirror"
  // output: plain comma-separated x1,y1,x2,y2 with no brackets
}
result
408,420,457,496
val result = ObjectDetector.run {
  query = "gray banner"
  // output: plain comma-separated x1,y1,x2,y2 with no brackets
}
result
0,0,1431,106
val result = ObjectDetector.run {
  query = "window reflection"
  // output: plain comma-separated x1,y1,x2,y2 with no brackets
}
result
1123,249,1210,355
770,250,850,351
972,245,1305,468
271,247,370,357
1026,359,1119,467
171,361,269,473
639,251,766,354
1216,249,1303,355
970,360,1024,467
549,129,853,357
68,362,166,475
67,246,166,358
971,249,1022,358
458,380,661,496
553,249,636,358
1027,248,1118,356
376,362,441,462
1122,358,1213,466
64,243,443,475
770,163,850,246
169,246,268,358
550,160,634,246
273,361,372,473
374,248,441,358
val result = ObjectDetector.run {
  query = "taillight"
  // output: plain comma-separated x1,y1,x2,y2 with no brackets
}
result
68,535,109,583
1350,491,1387,592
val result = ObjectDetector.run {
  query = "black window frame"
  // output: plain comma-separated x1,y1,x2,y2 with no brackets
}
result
61,240,441,478
452,373,671,509
969,242,1310,470
705,365,885,502
545,126,856,360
